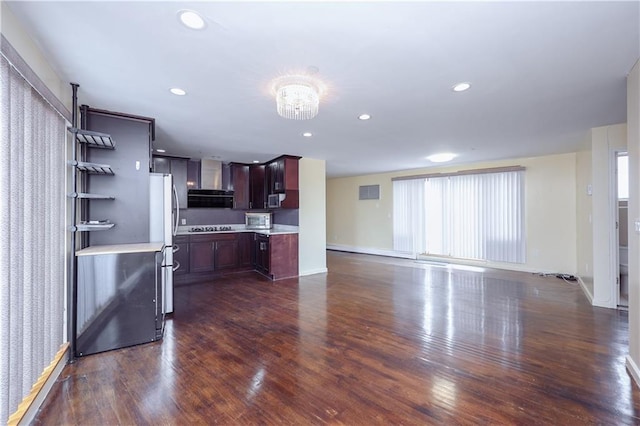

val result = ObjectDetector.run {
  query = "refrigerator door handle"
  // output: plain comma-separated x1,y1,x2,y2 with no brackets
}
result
173,184,179,236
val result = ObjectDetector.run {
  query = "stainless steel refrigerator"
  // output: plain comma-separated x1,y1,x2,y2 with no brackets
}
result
149,173,178,314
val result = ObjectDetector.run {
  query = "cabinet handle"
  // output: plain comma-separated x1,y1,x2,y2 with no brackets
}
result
249,201,252,209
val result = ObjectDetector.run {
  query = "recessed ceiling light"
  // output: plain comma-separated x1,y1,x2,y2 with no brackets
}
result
427,153,457,163
178,10,206,30
452,82,471,92
156,149,166,153
170,87,186,96
358,114,371,120
252,160,260,164
302,132,313,137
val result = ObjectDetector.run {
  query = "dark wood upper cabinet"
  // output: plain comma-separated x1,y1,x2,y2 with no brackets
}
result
230,163,250,209
266,155,300,194
152,155,188,208
250,164,266,210
187,160,200,189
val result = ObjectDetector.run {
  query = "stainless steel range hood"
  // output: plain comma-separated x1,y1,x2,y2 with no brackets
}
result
200,158,222,190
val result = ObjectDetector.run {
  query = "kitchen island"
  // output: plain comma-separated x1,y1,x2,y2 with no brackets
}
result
174,225,298,283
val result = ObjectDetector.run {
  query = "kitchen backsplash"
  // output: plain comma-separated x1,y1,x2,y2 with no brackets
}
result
181,208,298,226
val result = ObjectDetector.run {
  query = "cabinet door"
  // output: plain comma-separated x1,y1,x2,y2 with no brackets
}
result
190,241,215,273
250,164,266,209
187,160,200,189
171,158,188,209
214,239,239,270
238,232,253,267
274,159,285,193
173,236,190,276
231,164,250,209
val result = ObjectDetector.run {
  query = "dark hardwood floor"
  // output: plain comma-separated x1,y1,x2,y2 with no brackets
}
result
35,251,640,424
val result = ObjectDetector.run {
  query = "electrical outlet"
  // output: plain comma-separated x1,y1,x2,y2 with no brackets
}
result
181,218,186,225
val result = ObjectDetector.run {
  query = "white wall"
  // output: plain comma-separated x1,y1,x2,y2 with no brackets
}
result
1,1,70,110
627,59,640,384
591,123,627,308
298,158,327,276
327,153,578,275
576,145,594,298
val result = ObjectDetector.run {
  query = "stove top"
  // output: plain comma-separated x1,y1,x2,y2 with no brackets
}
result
188,226,233,233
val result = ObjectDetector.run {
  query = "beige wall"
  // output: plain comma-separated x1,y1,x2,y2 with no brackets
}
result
298,158,327,276
591,123,627,308
327,152,578,274
576,146,594,297
627,59,640,383
1,1,70,110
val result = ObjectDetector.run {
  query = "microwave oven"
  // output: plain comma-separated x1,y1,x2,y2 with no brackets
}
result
267,193,286,209
245,212,272,229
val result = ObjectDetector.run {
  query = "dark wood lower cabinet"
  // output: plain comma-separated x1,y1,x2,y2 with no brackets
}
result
189,234,239,274
214,238,239,270
175,231,298,285
238,232,253,267
189,240,216,273
254,233,298,280
266,233,298,280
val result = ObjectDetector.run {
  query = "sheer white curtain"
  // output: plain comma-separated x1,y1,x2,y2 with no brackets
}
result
0,54,66,422
392,178,426,256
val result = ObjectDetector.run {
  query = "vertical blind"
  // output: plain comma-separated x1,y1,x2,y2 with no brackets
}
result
393,169,525,263
0,54,66,422
392,178,426,255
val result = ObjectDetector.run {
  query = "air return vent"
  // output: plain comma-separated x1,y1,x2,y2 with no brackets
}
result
359,184,380,200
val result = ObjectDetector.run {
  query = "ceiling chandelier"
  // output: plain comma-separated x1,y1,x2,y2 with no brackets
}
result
272,75,321,120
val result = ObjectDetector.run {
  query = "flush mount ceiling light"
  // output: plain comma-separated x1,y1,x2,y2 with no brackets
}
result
271,75,323,120
178,10,206,30
170,87,186,96
452,82,471,92
427,153,457,163
358,114,371,120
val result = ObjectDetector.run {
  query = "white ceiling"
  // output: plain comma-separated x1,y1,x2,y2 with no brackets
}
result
6,1,640,177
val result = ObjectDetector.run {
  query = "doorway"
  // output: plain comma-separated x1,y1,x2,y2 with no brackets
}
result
617,151,629,308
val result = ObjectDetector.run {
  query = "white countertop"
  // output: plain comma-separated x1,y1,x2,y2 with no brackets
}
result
176,224,298,236
76,242,165,256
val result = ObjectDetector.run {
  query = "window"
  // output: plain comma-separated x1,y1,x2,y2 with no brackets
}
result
393,168,525,263
618,153,629,200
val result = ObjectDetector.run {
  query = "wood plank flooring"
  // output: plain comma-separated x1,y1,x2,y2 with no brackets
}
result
34,251,640,424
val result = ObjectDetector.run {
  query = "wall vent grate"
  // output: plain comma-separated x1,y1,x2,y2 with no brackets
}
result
359,184,380,200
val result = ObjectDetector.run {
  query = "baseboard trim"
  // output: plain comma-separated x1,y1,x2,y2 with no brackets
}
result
299,267,328,276
8,342,69,426
327,244,579,278
326,244,416,259
577,276,594,304
626,355,640,389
